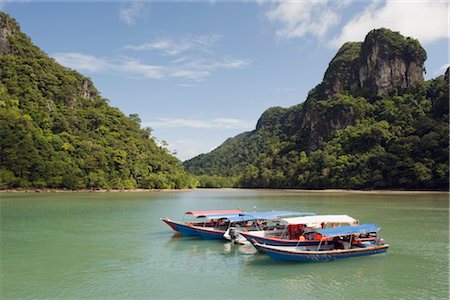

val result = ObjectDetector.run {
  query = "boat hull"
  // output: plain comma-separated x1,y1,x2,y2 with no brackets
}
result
160,218,202,237
196,227,227,240
240,231,333,247
161,218,226,239
253,242,389,262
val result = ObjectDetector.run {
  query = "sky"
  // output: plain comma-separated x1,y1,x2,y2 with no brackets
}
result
2,0,449,161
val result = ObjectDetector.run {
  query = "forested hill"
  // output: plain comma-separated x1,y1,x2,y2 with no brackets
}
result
0,12,196,189
184,28,449,190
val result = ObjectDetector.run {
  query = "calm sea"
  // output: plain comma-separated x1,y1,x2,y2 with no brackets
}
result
1,190,448,299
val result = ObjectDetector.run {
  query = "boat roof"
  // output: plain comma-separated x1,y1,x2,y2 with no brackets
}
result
281,215,358,225
241,211,315,219
219,211,314,222
317,224,381,237
185,209,242,217
195,213,243,220
186,210,314,220
215,212,289,223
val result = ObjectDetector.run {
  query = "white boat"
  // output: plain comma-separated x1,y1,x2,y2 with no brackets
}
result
223,211,316,244
238,215,359,246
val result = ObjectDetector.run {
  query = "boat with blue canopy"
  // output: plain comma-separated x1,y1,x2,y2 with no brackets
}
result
203,210,314,240
224,211,318,244
161,210,315,240
253,224,389,262
239,215,360,247
160,209,243,237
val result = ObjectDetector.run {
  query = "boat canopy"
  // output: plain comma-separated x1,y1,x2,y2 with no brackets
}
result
317,224,380,237
281,215,358,226
195,213,243,220
185,209,242,217
221,215,256,222
216,212,284,222
241,211,315,219
213,211,314,223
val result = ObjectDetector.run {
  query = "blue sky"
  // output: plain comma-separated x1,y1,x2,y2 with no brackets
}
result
2,1,449,161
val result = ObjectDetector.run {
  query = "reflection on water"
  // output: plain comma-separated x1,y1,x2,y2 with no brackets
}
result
238,243,258,255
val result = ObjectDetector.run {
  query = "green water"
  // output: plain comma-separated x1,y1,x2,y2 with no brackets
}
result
1,190,448,299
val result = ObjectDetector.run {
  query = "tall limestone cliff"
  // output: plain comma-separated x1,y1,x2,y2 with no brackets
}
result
310,28,426,100
184,28,448,190
0,12,196,189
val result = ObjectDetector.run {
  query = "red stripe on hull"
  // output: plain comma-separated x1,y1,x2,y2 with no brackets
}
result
161,218,180,232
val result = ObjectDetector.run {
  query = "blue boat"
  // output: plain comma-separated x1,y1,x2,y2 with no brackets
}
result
162,210,314,240
161,209,243,237
253,224,389,262
239,215,360,247
199,211,316,240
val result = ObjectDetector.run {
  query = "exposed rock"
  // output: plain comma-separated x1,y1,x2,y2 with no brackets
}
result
354,29,426,96
300,98,358,151
299,29,427,150
0,12,17,55
81,77,96,100
309,28,426,100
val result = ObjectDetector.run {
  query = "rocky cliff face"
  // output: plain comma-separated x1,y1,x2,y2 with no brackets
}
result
0,12,17,55
355,29,426,96
299,28,427,150
310,28,426,100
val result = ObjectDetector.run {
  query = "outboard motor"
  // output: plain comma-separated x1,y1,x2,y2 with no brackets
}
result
229,228,239,243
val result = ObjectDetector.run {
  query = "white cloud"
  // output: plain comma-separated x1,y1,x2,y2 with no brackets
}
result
143,117,255,130
51,53,109,73
123,34,250,80
178,83,197,87
171,69,211,80
52,52,248,80
434,63,450,76
119,2,148,25
118,59,164,79
330,0,449,48
125,34,222,56
52,53,164,79
53,36,250,81
203,57,249,70
174,57,250,79
265,1,340,39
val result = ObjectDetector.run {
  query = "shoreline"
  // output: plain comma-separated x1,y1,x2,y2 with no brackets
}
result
0,188,191,193
1,188,448,195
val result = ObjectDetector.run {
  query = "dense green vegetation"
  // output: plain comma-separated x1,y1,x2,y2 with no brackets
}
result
185,29,449,190
0,12,197,189
1,16,447,191
308,41,362,100
236,81,449,189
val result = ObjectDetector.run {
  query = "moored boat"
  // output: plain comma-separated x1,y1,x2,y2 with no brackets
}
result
162,210,315,240
239,215,359,247
161,209,243,237
224,211,316,243
189,211,312,240
253,224,389,262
